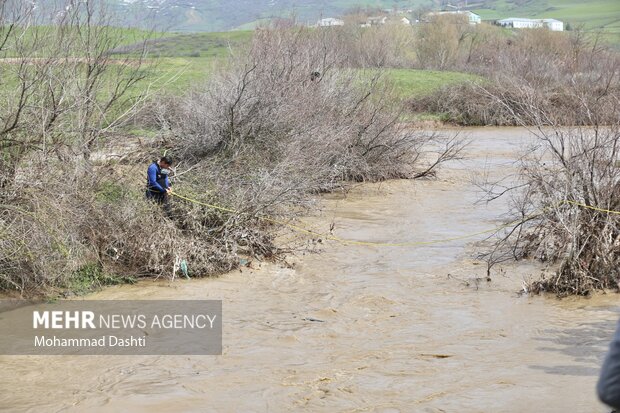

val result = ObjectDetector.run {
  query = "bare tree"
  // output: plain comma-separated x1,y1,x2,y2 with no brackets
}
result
415,14,471,70
479,72,620,296
0,0,156,294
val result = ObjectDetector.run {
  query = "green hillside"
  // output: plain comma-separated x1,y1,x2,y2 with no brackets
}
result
471,0,619,27
469,0,620,43
110,0,431,32
109,0,620,44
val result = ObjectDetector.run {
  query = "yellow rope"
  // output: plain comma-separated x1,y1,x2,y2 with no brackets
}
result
170,191,525,247
169,191,619,248
563,200,620,215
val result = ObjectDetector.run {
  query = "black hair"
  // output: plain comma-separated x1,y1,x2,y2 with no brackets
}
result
160,156,173,165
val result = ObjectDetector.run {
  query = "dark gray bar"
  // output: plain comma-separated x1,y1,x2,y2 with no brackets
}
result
0,300,222,355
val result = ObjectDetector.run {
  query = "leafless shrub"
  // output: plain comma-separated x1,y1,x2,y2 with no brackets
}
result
411,27,620,126
412,74,620,126
343,24,416,68
415,14,473,70
164,27,460,171
144,25,465,263
479,91,620,296
0,0,157,295
0,155,247,294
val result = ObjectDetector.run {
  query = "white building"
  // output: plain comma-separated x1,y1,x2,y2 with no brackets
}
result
497,18,564,31
542,18,564,31
427,11,481,25
363,16,411,26
367,16,387,26
316,18,344,27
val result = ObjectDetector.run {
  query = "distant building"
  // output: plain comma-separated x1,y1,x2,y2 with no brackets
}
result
543,19,564,31
426,10,481,25
367,16,387,26
497,18,564,31
316,18,344,27
363,15,410,27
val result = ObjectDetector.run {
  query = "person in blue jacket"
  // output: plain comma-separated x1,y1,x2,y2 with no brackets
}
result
146,156,173,211
598,320,620,412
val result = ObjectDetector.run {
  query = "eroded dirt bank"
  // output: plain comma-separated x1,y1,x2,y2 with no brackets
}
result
0,128,618,413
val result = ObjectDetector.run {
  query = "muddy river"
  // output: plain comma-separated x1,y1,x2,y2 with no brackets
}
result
1,128,619,412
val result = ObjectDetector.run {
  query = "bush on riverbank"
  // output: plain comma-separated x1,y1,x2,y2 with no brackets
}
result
480,105,620,296
407,18,620,295
410,25,620,126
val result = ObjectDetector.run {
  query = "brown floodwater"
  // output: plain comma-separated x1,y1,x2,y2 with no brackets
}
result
1,128,619,413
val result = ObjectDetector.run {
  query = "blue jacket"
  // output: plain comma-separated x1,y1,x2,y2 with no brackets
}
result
146,162,169,193
598,319,620,409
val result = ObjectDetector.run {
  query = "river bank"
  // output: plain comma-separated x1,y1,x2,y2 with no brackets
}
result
0,127,618,412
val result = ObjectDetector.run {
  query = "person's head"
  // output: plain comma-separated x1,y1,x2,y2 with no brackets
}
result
159,156,173,169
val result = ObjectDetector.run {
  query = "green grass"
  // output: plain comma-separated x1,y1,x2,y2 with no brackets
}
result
473,0,619,27
233,19,274,31
0,31,248,112
143,31,253,58
139,56,226,93
146,63,482,97
65,263,135,296
111,31,252,92
1,27,485,123
384,69,483,98
0,26,162,58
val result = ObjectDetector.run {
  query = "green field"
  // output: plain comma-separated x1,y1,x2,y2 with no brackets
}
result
136,31,480,97
146,59,480,97
121,31,252,92
146,31,252,58
472,0,620,44
385,69,482,98
142,57,217,93
472,0,619,27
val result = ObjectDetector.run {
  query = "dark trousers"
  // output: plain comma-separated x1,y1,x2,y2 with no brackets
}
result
146,190,172,217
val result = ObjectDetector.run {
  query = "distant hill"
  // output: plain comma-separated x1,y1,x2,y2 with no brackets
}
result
108,0,429,31
108,0,619,38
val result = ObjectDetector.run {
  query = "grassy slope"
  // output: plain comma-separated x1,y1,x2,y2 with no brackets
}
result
471,0,620,43
114,0,432,32
472,0,619,27
136,31,252,92
148,31,253,58
386,69,481,98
